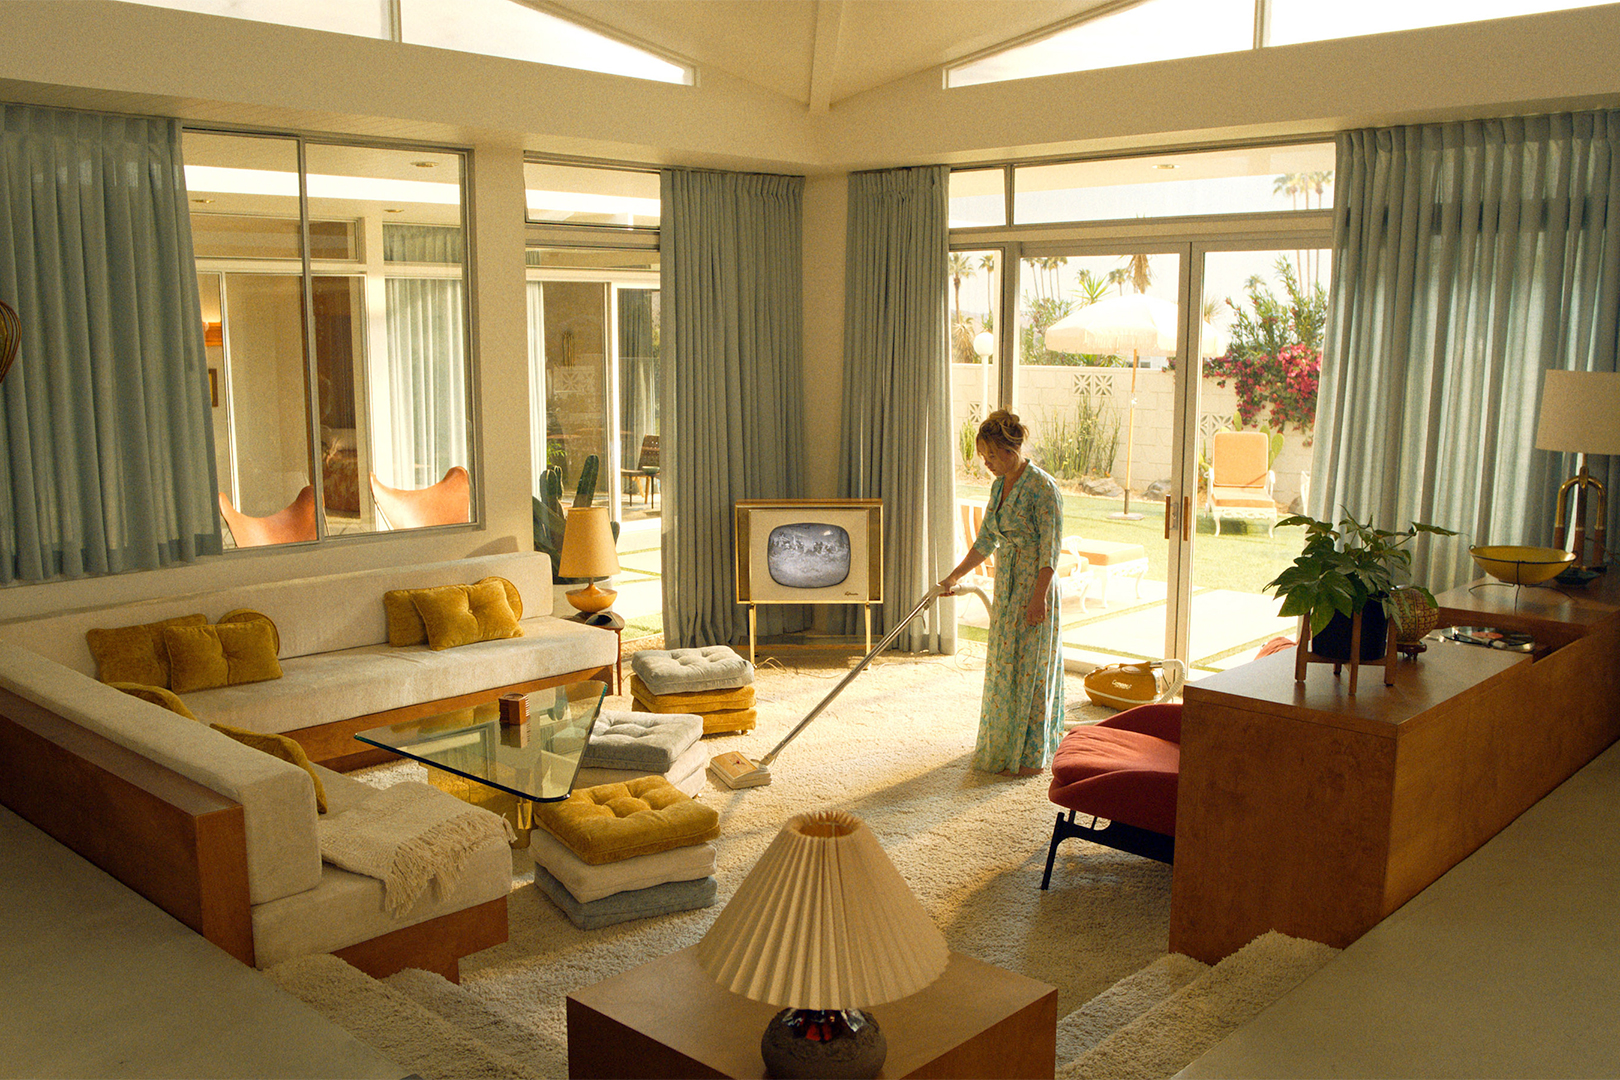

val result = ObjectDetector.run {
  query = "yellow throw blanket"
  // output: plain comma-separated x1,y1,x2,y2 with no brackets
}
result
318,781,514,916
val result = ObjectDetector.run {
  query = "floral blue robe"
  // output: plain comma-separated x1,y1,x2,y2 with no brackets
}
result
971,462,1065,773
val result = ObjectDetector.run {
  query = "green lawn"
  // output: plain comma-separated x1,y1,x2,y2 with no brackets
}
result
955,479,1301,598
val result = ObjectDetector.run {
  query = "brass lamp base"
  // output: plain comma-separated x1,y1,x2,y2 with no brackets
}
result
566,580,617,615
1553,464,1608,571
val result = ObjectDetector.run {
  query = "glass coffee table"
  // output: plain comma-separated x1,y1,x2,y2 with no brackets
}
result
355,680,607,843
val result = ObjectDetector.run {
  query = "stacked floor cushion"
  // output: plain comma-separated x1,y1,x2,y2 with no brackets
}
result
629,646,756,734
530,775,720,929
572,710,707,797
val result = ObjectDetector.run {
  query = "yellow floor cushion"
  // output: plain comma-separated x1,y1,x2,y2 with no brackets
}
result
533,775,720,866
629,675,755,713
697,709,756,735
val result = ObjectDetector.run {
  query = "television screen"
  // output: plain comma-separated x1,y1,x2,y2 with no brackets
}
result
766,522,851,589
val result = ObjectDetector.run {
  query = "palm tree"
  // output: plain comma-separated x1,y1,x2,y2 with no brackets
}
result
1074,268,1110,307
948,251,973,326
1123,252,1152,294
1275,173,1308,279
1105,267,1130,295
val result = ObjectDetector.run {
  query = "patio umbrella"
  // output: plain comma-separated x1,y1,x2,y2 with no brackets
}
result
1044,293,1228,518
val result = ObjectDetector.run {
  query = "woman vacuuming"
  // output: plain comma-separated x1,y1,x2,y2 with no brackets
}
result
939,410,1066,777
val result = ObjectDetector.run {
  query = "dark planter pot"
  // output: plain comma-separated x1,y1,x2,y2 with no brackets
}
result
1312,603,1389,662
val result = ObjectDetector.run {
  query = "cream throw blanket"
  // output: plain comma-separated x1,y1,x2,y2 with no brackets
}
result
318,781,516,916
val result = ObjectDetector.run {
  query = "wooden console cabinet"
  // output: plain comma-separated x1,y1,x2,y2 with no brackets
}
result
1170,574,1620,964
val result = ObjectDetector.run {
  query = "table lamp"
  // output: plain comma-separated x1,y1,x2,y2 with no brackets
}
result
556,506,620,614
695,809,948,1080
1536,370,1620,570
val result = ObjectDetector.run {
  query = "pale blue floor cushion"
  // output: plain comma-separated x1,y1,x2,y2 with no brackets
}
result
529,828,716,904
534,867,717,929
582,710,703,771
629,646,753,696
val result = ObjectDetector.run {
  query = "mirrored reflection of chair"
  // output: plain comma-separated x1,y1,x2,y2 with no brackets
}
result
218,486,317,547
370,465,471,530
620,435,659,508
1204,430,1277,536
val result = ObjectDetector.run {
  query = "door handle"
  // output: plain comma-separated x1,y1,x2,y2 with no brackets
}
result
1164,496,1172,540
1183,495,1192,542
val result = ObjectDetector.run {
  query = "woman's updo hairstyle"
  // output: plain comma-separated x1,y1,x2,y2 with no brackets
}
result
977,409,1027,452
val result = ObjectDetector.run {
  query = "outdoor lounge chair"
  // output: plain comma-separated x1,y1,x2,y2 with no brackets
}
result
1204,430,1278,535
957,501,1091,600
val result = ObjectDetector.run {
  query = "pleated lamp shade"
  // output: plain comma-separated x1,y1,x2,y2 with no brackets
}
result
695,809,949,1011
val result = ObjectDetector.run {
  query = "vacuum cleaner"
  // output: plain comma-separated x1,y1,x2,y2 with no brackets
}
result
708,581,994,789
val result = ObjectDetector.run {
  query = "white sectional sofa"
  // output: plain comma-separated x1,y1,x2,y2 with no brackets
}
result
0,551,617,980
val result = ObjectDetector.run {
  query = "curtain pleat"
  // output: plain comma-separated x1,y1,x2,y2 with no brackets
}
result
0,104,219,583
660,169,805,649
837,167,953,653
1316,111,1620,590
382,278,467,489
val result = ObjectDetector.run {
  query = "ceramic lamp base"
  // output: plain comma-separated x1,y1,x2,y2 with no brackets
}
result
565,581,617,615
760,1009,885,1080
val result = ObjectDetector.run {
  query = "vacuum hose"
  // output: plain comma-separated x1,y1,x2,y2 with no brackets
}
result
753,582,993,770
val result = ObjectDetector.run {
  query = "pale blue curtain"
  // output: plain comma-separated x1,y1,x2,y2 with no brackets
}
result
660,169,805,649
382,277,468,488
1316,111,1620,590
0,104,220,583
839,166,954,652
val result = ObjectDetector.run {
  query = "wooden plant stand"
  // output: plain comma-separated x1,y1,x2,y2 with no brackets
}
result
1294,609,1397,694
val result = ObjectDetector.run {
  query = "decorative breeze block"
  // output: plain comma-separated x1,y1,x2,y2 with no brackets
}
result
533,775,720,865
581,710,704,772
630,645,753,696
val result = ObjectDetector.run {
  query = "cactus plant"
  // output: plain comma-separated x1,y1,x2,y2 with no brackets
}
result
534,455,618,583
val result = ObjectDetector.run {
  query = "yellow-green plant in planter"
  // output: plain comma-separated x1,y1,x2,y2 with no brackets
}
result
1264,512,1458,661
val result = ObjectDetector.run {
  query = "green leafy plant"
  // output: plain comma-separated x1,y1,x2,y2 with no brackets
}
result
1263,511,1458,635
1030,397,1119,480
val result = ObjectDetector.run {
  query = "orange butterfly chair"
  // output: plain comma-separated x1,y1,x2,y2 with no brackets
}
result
218,486,318,547
370,466,471,529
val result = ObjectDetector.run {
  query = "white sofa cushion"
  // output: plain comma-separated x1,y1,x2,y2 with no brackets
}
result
0,642,322,907
249,768,512,967
179,617,616,735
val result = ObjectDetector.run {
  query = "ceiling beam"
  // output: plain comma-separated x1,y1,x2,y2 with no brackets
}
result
807,0,847,114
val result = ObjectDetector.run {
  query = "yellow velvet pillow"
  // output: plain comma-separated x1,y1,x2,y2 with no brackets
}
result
411,579,523,651
387,577,523,648
86,613,208,688
210,724,327,814
217,608,281,654
164,622,284,693
108,681,200,723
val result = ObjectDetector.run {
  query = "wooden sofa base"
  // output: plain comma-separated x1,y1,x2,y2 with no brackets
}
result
289,663,615,771
0,685,516,980
334,896,508,983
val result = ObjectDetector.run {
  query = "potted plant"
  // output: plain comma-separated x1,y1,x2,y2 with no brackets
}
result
1264,511,1458,662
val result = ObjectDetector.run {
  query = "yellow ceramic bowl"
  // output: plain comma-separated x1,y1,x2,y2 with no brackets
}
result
1469,545,1575,585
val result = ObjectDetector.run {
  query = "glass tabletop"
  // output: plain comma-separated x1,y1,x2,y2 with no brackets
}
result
355,680,607,803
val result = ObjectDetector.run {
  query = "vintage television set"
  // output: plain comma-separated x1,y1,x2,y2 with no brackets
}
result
734,499,882,661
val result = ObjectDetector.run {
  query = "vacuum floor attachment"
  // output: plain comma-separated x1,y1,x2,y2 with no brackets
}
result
708,582,992,790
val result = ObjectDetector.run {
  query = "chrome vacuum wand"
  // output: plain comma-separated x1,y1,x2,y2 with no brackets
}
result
708,581,993,789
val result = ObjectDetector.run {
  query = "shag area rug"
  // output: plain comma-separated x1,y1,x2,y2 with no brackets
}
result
303,647,1333,1078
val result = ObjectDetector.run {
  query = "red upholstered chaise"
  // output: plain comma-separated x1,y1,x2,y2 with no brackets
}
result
1041,702,1180,887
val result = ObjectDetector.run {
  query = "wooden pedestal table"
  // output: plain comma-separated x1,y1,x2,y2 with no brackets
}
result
566,946,1057,1079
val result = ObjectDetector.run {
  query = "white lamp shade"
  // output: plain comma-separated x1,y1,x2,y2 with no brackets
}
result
695,810,948,1011
1536,370,1620,456
1043,292,1228,359
556,506,620,578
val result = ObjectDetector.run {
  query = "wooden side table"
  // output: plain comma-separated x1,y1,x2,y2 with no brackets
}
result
567,946,1056,1079
569,611,624,695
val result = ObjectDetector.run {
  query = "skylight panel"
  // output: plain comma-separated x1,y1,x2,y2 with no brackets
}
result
119,0,693,85
948,0,1253,87
398,0,691,84
119,0,390,37
1267,0,1613,47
